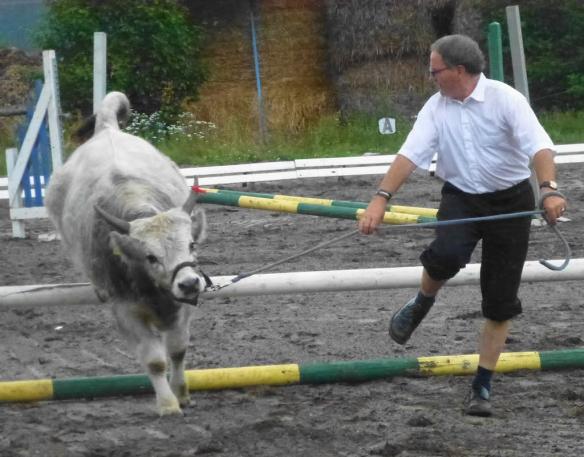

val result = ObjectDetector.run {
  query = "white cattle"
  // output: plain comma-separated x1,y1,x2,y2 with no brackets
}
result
46,92,207,415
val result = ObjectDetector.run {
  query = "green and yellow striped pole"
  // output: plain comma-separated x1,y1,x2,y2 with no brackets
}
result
197,188,437,225
200,187,438,218
2,349,583,403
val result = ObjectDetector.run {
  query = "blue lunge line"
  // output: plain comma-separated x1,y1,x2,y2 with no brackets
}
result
384,209,544,229
207,209,571,292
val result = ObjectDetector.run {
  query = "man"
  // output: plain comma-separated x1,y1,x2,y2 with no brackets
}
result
358,34,567,417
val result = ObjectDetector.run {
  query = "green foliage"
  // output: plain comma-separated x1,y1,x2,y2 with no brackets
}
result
35,0,206,116
482,0,584,110
520,1,584,110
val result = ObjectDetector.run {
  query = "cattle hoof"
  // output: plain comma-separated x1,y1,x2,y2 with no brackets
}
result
173,384,191,407
178,394,191,408
157,396,182,416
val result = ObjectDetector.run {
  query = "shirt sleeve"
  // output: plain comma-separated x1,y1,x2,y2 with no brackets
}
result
505,90,554,158
398,96,439,170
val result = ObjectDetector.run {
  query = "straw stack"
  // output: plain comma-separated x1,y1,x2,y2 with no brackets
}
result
187,0,336,137
187,0,491,131
325,0,487,117
185,4,258,136
258,0,336,132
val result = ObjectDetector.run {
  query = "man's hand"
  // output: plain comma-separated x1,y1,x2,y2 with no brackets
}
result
358,196,388,234
541,191,567,225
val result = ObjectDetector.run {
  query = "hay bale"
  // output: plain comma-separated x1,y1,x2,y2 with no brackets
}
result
325,0,453,73
185,83,258,132
187,19,256,131
334,57,434,117
189,0,336,134
451,0,485,43
325,0,496,117
258,8,328,80
264,79,335,131
258,4,335,129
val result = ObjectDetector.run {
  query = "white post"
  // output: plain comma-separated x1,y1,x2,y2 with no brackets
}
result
43,50,64,170
6,148,25,238
93,32,107,113
506,6,530,103
506,5,539,206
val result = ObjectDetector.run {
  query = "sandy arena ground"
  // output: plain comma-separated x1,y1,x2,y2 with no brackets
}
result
1,167,584,456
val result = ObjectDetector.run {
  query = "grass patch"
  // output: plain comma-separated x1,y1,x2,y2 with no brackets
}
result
158,110,584,167
540,111,584,145
161,113,411,167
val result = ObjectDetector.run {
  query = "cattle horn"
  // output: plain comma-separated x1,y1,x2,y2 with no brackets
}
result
182,177,200,214
94,205,131,234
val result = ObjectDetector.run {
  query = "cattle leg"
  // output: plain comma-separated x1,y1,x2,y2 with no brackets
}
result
165,310,192,407
113,304,181,416
139,339,183,415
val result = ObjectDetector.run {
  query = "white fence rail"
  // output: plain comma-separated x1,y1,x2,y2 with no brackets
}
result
1,142,583,236
2,143,583,204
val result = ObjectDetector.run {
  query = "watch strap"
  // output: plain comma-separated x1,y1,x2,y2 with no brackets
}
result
375,189,392,201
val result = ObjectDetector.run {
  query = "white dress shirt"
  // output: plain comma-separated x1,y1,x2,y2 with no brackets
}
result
398,73,554,193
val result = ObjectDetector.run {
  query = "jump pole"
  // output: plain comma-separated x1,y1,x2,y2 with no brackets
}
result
199,187,439,218
196,190,436,225
1,258,583,307
2,349,583,403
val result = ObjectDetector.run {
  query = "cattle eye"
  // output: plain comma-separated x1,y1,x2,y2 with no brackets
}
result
189,242,196,252
146,254,158,264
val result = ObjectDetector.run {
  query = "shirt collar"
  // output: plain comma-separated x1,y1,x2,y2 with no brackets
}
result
439,73,486,105
465,73,486,103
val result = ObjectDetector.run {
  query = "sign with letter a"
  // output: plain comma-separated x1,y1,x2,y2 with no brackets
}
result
378,117,396,135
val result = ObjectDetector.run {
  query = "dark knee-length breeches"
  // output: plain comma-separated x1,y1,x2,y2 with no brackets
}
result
420,179,534,321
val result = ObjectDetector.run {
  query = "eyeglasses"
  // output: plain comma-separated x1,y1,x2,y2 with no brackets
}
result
429,67,449,77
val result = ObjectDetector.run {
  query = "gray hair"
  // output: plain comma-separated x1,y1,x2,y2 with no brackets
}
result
431,34,485,75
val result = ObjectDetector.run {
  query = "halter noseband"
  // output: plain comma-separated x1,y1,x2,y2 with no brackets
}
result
170,261,213,306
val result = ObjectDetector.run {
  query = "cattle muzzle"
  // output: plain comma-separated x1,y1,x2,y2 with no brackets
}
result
170,261,213,306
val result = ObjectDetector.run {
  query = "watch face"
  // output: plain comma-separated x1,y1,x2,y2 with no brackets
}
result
541,180,558,190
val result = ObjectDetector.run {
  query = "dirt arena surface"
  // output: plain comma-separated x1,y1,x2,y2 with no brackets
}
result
1,166,584,457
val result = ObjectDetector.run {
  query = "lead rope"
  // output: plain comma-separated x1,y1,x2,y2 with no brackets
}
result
206,208,571,292
207,228,362,291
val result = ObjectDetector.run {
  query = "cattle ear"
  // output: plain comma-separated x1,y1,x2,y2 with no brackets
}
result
109,232,146,261
191,207,207,244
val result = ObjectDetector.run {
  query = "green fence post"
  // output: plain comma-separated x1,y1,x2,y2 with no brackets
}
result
488,22,504,82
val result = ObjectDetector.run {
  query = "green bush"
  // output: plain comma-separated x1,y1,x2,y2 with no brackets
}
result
35,0,206,116
482,0,584,111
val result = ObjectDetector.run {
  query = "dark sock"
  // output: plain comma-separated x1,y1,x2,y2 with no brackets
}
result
472,366,493,393
416,291,435,308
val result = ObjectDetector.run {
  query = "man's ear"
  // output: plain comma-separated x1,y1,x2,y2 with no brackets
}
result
109,231,146,261
191,207,207,244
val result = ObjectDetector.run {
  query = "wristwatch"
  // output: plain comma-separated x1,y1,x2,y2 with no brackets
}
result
539,180,558,190
375,189,392,201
